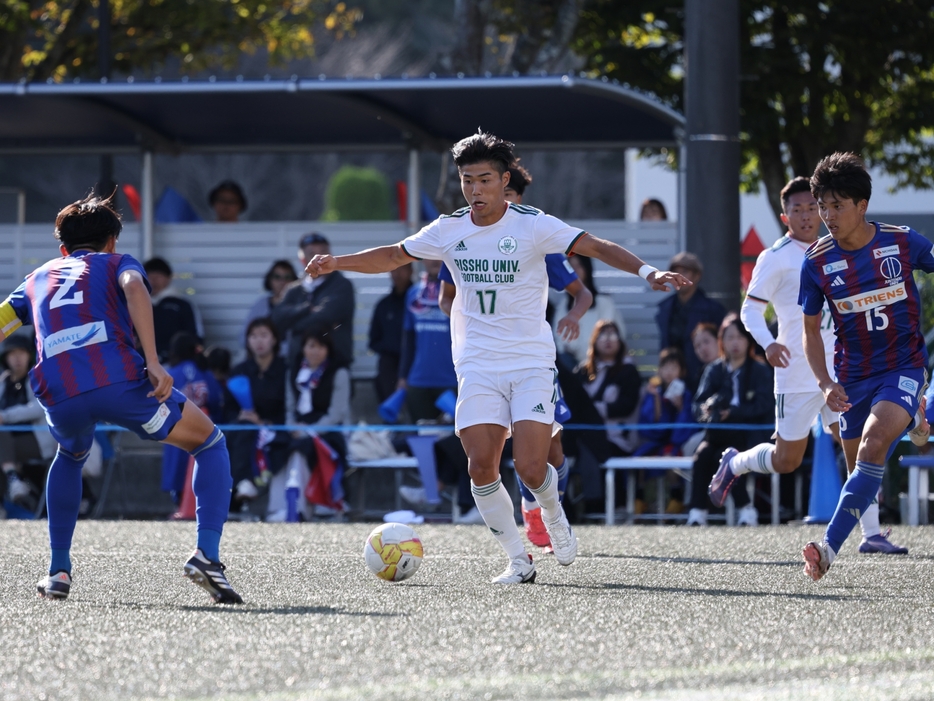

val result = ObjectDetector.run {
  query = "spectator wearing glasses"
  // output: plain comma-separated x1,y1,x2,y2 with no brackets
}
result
208,180,247,223
242,260,299,348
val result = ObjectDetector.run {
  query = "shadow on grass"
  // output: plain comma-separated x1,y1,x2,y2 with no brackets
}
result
592,552,800,567
97,601,403,616
535,580,860,601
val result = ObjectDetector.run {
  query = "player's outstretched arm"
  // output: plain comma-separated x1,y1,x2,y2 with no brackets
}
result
120,270,173,402
571,234,692,292
306,244,414,278
555,279,593,341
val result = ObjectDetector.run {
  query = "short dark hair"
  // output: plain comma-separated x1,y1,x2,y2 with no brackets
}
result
54,193,122,253
299,328,334,357
640,198,668,220
168,331,202,367
298,232,329,249
506,162,532,195
658,346,686,375
209,180,247,211
204,345,231,376
143,257,173,277
718,312,757,360
810,152,872,205
780,176,813,210
263,260,298,292
451,130,514,174
244,317,280,356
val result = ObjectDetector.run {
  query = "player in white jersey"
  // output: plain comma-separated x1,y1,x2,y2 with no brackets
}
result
708,177,908,553
307,131,690,584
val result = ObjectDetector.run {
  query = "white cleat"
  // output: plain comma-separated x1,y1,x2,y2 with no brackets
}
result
491,553,536,584
543,510,577,566
802,540,834,582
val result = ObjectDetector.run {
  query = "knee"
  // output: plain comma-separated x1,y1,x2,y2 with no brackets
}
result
771,452,798,474
858,434,888,463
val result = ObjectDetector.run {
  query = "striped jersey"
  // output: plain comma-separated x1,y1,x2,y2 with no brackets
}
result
4,251,150,405
798,222,934,384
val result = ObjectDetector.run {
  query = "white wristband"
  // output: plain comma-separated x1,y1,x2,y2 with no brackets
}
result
638,264,658,281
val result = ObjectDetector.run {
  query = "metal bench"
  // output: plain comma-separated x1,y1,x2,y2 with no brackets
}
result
897,455,934,526
603,456,784,526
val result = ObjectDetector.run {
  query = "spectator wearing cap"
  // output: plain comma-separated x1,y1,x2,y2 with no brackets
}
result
209,180,247,223
0,334,56,510
144,257,204,365
271,232,355,371
655,252,727,393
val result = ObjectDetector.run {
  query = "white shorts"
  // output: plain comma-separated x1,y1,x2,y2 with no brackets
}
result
455,367,556,436
775,391,838,441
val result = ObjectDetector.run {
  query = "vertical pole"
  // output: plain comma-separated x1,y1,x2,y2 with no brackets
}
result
407,148,421,236
141,150,154,261
684,0,741,313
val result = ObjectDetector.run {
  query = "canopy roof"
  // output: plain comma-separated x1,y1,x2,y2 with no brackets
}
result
0,74,684,155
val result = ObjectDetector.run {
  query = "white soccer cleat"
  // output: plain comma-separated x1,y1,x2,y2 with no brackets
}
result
491,553,536,584
908,392,930,447
542,509,577,566
802,540,834,582
736,504,759,527
686,508,708,526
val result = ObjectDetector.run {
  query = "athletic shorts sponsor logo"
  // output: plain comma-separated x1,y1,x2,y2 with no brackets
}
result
142,403,171,435
898,376,919,394
833,282,906,313
43,321,108,358
823,260,848,274
873,245,900,259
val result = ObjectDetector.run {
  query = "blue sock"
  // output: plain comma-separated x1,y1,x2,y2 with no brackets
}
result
517,477,535,504
46,447,88,575
825,460,884,555
190,428,233,562
555,458,570,502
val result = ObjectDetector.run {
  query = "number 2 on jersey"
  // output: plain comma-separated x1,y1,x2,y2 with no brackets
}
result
864,306,889,331
49,260,86,309
475,289,497,314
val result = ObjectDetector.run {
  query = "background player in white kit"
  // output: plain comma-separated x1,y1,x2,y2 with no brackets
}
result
708,177,909,553
307,131,690,583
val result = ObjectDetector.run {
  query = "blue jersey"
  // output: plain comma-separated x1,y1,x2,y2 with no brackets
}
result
439,253,577,291
799,223,934,384
5,251,149,405
403,276,456,388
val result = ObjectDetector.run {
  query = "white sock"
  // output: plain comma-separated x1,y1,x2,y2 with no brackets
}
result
530,464,562,523
471,478,526,559
730,443,775,476
521,497,539,511
859,500,881,539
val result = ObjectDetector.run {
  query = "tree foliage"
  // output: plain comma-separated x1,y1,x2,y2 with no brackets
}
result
321,165,393,221
0,0,360,83
565,1,934,221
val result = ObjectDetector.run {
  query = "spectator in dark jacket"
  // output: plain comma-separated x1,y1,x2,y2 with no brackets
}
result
687,313,773,527
271,232,355,371
655,252,727,393
144,257,203,364
368,263,413,402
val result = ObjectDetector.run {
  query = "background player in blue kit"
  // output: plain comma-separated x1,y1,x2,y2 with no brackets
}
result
799,153,933,581
0,194,241,603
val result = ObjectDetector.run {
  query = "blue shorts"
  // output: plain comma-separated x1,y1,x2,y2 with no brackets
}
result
42,379,187,455
839,368,926,441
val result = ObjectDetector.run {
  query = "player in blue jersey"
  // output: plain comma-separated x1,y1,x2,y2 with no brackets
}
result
798,153,933,581
0,194,241,603
438,162,593,550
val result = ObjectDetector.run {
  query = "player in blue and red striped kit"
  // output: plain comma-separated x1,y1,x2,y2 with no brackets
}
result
0,194,241,603
798,152,933,581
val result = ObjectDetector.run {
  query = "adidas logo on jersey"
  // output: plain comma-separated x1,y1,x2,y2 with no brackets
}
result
902,394,914,406
831,275,846,287
455,241,468,251
532,403,546,414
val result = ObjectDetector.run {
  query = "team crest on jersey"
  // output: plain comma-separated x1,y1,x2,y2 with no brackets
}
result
823,260,848,274
878,256,902,282
497,236,518,255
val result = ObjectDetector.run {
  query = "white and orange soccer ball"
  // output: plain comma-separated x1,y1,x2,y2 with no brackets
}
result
363,522,423,581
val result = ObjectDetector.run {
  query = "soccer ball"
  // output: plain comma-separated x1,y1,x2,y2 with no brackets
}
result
363,522,424,581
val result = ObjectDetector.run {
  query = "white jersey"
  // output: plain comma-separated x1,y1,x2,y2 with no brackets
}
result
402,203,586,374
743,233,835,394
